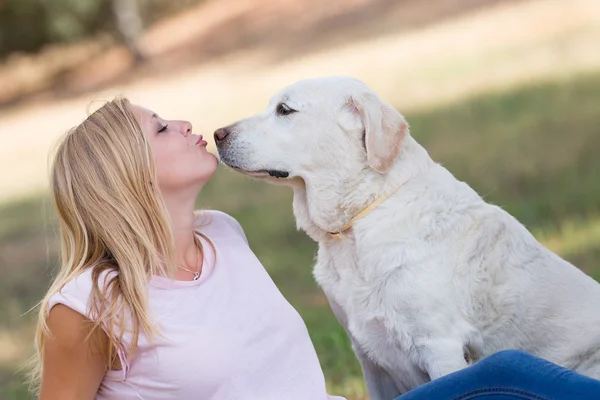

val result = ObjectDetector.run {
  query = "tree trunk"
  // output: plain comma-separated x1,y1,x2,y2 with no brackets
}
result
112,0,145,63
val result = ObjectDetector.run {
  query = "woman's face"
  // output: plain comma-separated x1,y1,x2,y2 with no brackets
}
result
131,105,218,193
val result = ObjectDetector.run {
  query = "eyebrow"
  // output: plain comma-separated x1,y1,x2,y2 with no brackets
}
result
151,113,157,119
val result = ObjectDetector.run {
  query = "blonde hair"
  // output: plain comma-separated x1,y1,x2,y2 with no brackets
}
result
29,96,210,391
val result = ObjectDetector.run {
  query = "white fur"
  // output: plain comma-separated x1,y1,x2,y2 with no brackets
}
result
215,76,600,398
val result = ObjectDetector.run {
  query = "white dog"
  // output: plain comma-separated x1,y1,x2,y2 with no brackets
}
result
214,77,600,398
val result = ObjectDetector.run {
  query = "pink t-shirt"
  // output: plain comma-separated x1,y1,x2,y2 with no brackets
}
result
48,210,345,400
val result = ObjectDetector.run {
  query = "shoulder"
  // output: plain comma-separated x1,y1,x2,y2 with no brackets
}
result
46,302,100,351
195,209,248,244
43,268,125,386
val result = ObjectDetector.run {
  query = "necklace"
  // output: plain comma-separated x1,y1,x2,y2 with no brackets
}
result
177,237,202,281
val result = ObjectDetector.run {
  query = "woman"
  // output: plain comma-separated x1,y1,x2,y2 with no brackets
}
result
31,97,343,399
31,97,600,400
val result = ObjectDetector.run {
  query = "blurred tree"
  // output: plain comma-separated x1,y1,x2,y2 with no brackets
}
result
0,0,111,56
0,0,206,59
112,0,145,63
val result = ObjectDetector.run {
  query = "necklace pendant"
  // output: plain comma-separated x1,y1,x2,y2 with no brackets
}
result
193,271,200,281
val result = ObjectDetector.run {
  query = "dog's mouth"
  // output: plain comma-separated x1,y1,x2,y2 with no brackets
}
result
265,169,290,178
227,164,290,179
218,154,290,179
244,169,289,178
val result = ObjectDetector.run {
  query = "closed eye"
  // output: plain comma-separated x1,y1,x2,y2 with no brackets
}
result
276,103,297,116
158,124,168,133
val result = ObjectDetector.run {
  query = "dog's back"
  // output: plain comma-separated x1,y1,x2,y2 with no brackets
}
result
452,199,600,378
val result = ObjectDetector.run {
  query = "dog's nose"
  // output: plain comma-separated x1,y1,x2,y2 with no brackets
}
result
214,127,230,143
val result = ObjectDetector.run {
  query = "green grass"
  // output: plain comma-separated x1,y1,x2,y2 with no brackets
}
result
410,75,600,230
1,71,600,399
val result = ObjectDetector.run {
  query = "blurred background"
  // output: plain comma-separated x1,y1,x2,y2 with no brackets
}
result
1,0,599,398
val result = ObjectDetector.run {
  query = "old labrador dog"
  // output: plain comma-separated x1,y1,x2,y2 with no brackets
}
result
214,76,600,398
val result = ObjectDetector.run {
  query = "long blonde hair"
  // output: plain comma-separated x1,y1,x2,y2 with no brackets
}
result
29,97,207,391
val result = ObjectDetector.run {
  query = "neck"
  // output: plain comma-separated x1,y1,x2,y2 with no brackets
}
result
292,136,434,242
161,186,202,270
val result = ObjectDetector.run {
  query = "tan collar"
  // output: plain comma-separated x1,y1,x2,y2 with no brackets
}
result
328,183,404,238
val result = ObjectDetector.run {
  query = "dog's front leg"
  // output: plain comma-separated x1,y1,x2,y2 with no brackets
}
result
355,349,402,400
326,295,402,399
418,339,469,380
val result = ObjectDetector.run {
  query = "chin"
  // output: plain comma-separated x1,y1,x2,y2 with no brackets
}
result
204,164,219,182
202,154,219,174
187,164,218,191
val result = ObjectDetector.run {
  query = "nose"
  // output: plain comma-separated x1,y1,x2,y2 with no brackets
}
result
214,127,231,143
182,121,192,137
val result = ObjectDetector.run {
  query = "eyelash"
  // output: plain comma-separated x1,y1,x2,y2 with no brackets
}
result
158,124,168,133
276,103,297,116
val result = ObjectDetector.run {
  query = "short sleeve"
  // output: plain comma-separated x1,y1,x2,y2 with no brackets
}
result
47,269,95,318
47,289,89,322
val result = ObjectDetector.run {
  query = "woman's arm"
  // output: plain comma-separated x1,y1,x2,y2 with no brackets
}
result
39,304,108,400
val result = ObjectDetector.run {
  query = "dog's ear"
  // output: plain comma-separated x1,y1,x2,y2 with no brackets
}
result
347,91,408,174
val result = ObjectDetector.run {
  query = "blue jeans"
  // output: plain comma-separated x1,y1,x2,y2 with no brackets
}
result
395,350,600,400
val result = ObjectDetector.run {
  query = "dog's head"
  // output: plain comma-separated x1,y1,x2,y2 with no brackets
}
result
214,76,412,236
215,76,408,182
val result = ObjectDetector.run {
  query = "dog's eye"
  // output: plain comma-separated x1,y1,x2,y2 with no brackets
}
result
276,103,297,116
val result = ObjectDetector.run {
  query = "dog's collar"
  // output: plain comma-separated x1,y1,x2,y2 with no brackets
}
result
328,183,404,238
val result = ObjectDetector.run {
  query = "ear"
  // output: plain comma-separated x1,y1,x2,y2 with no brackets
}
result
348,91,408,174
